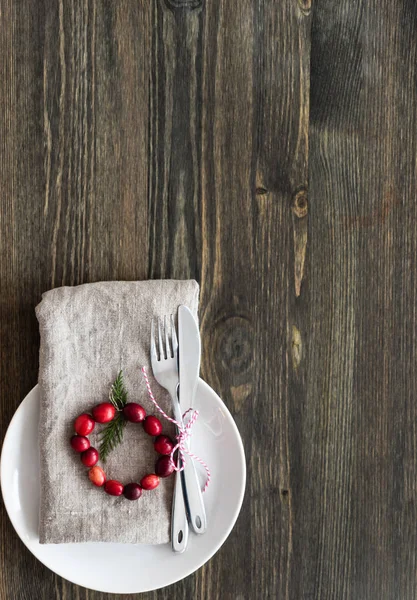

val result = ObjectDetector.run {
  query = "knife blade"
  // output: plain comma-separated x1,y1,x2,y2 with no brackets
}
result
178,305,201,413
178,305,207,534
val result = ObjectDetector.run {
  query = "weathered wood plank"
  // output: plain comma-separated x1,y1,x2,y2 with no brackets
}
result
0,2,52,598
305,1,417,598
250,2,311,599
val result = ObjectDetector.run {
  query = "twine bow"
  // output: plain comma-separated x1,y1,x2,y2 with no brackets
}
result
141,367,211,492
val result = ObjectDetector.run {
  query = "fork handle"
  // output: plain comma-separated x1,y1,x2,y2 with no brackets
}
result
171,451,189,553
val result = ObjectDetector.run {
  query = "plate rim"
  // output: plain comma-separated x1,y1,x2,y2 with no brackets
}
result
0,381,246,594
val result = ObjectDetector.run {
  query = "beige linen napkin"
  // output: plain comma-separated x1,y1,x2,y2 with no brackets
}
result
36,279,199,544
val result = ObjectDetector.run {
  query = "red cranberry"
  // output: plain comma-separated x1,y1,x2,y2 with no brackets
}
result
140,474,160,490
70,435,90,452
155,455,175,478
81,447,99,467
154,435,175,456
123,403,146,423
89,465,106,487
123,483,143,500
104,480,124,496
92,402,116,423
74,413,95,436
143,416,162,437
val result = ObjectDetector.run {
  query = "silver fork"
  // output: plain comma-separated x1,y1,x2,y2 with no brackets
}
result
151,316,188,553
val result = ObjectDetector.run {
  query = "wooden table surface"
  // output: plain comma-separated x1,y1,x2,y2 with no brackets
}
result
1,1,417,599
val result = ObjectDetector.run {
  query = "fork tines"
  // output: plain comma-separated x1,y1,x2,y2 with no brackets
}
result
151,316,178,361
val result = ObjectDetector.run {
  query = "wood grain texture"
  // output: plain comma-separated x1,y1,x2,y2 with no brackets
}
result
1,0,417,598
302,1,417,599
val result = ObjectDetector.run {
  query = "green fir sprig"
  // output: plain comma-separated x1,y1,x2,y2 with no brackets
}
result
109,370,128,410
98,371,128,462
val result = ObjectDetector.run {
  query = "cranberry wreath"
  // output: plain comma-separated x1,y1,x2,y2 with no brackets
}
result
69,371,176,501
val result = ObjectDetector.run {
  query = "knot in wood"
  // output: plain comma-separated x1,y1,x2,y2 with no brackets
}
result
291,325,302,369
165,0,203,10
292,189,308,218
298,0,312,15
218,316,254,378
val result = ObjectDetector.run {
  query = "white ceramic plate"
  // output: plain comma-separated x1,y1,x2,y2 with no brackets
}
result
0,381,246,594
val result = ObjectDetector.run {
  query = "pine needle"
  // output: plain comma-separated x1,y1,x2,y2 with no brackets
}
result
109,370,128,410
98,413,127,463
98,371,129,462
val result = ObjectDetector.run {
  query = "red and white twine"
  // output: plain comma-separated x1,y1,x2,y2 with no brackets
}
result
141,366,211,492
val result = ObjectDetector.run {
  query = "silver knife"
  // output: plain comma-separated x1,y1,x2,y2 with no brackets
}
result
178,305,207,534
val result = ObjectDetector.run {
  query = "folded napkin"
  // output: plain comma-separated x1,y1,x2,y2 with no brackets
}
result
36,279,199,544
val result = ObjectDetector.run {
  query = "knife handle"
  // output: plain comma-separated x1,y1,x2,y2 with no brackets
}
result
172,389,208,535
181,453,208,534
171,453,189,553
